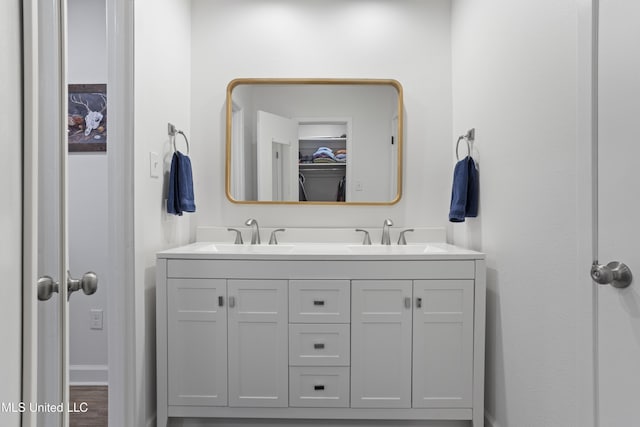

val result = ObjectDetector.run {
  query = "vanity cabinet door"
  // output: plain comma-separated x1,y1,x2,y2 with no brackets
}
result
167,279,227,406
351,280,412,408
228,280,288,407
412,280,474,408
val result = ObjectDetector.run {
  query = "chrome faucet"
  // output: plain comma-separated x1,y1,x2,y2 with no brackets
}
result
245,218,261,244
381,218,393,245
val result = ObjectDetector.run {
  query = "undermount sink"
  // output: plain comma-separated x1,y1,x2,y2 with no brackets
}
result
196,242,446,255
347,244,446,254
247,244,295,253
196,243,242,252
197,243,295,253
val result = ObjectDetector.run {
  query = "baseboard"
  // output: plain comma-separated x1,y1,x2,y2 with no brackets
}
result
69,364,108,385
175,420,468,427
485,412,500,427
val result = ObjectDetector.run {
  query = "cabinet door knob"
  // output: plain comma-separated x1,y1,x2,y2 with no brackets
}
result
229,296,236,308
416,297,423,308
218,296,224,307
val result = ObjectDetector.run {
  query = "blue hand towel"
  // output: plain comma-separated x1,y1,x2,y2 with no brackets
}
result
167,151,196,216
449,156,479,222
465,157,479,218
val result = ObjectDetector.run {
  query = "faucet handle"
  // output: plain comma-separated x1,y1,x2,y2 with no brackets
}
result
397,229,415,245
355,229,371,245
227,228,244,244
269,229,285,245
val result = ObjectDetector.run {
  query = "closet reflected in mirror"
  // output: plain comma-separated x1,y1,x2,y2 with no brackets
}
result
225,78,403,205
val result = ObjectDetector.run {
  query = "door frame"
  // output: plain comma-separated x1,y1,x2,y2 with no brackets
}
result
105,0,137,426
576,0,598,426
231,103,246,200
22,0,138,426
22,0,41,424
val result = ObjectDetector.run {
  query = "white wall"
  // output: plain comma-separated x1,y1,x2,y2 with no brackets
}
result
136,2,590,426
67,0,109,384
0,0,23,425
134,0,192,425
191,0,453,231
451,1,580,426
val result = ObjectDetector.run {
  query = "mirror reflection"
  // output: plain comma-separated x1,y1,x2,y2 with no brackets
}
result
225,79,403,205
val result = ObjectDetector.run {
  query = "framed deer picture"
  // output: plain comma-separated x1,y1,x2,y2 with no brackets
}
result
68,83,107,152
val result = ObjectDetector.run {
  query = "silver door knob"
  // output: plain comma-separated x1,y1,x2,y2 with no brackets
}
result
68,271,98,297
590,261,632,288
37,276,59,301
37,271,98,301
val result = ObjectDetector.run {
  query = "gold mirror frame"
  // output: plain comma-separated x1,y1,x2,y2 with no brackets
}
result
225,78,403,205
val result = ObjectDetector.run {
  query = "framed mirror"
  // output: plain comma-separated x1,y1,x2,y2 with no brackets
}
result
225,78,403,205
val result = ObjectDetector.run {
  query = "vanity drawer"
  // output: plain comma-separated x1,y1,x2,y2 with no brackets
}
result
289,367,350,408
289,280,350,323
289,324,350,366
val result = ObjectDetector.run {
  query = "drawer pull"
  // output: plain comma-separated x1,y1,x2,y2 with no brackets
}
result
218,296,224,307
314,385,325,391
313,300,325,306
313,343,325,350
416,297,422,309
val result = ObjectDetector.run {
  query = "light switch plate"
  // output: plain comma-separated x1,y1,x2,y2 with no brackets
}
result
149,151,161,178
90,309,103,330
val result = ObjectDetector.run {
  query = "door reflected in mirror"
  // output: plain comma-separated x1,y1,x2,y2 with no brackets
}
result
225,79,403,205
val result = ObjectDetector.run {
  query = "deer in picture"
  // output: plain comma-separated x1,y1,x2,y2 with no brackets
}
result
69,93,106,136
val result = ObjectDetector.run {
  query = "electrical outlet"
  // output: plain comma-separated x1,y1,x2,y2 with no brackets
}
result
90,309,103,330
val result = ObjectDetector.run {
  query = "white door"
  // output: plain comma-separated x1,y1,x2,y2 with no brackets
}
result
256,110,299,201
596,1,640,425
167,279,227,406
351,280,412,408
23,1,69,425
412,280,473,408
23,1,100,425
227,280,288,407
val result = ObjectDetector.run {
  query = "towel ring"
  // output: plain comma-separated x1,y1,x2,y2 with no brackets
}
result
456,135,470,160
173,131,190,155
455,128,475,160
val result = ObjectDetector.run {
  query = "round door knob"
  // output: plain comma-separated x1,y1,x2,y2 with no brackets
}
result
37,276,59,301
80,272,98,295
67,271,99,299
591,261,632,288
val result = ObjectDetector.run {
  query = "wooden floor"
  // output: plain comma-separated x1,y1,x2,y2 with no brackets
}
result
69,386,108,427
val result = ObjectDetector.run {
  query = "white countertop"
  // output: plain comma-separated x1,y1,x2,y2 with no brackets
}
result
157,241,485,261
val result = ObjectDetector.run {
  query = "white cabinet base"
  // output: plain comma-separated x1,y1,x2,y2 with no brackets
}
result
167,406,473,420
157,256,485,427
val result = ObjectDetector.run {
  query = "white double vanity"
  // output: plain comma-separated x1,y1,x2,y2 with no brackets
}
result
156,227,486,427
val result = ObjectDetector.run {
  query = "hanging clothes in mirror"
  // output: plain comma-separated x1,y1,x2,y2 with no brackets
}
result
337,176,346,202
